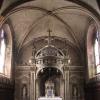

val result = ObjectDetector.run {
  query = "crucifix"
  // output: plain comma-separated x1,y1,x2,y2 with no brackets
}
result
47,29,52,45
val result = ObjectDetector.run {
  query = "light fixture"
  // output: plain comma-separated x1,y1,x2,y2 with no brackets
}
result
29,59,32,64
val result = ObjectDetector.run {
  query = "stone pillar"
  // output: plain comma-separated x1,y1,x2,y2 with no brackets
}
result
64,67,70,100
60,77,64,100
30,71,36,100
36,78,40,99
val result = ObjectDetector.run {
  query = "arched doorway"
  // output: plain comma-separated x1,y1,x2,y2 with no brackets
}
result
36,67,64,98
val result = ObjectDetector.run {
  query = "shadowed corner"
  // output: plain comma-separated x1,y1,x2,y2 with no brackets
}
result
97,0,100,9
0,0,3,9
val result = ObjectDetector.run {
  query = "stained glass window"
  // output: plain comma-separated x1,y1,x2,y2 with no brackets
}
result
0,29,6,73
94,31,100,74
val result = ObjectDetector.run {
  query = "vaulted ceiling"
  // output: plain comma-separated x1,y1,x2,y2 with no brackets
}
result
0,0,100,65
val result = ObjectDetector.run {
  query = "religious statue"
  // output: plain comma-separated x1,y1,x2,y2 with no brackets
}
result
45,80,55,97
72,84,78,97
22,84,27,100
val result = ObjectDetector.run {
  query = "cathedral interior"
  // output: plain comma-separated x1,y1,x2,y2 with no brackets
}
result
0,0,100,100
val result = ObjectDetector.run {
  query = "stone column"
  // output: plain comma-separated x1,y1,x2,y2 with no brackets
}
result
60,77,64,100
64,67,70,100
30,71,36,100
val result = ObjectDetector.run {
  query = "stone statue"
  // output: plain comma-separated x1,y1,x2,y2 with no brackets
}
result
22,84,27,100
72,85,78,97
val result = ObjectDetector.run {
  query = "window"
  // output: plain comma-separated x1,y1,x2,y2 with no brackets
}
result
0,24,12,78
94,31,100,74
0,29,6,74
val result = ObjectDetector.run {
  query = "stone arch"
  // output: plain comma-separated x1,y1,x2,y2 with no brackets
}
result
86,22,98,79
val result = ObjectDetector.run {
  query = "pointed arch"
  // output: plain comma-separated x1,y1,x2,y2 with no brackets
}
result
0,23,13,78
87,22,100,79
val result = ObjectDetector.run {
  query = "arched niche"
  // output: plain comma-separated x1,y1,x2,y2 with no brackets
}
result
15,75,30,100
70,75,84,100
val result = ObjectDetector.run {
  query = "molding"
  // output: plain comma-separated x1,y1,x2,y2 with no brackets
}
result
63,66,84,71
15,65,36,71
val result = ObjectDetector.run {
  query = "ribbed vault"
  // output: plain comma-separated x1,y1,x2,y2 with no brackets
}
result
0,0,99,66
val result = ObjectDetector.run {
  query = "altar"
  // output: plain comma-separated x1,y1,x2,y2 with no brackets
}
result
38,97,62,100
